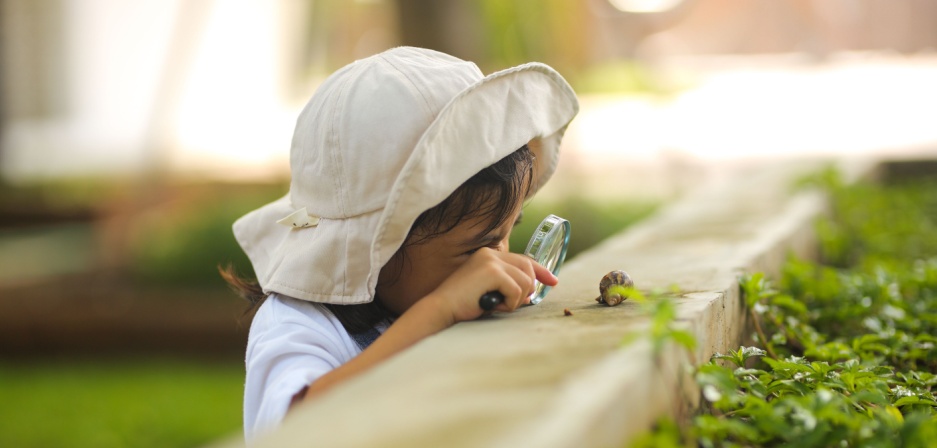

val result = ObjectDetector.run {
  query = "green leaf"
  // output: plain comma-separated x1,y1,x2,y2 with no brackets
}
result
768,379,813,397
762,358,814,374
619,331,642,348
894,396,937,408
669,329,697,351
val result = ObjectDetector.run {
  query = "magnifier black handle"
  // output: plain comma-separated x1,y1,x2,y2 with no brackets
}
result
479,292,504,311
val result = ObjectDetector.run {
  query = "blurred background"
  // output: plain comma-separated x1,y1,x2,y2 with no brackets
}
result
2,0,937,446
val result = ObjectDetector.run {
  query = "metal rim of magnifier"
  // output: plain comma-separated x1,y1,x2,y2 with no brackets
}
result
524,214,570,305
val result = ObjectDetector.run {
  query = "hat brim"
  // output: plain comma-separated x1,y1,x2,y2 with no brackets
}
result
235,195,382,303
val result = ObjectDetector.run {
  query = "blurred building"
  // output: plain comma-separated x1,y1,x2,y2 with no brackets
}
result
2,0,937,183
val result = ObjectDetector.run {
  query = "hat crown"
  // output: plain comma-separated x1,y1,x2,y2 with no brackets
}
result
289,47,483,218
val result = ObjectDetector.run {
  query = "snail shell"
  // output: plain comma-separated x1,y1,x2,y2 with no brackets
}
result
596,270,633,306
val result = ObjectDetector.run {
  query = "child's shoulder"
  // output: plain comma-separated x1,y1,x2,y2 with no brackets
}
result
247,294,362,360
252,294,344,335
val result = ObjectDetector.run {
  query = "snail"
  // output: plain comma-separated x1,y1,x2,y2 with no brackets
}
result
595,270,633,306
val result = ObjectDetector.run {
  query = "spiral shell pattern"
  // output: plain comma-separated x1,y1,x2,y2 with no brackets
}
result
596,270,633,306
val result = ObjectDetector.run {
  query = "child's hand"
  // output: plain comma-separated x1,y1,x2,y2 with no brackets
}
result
303,249,557,401
425,247,558,324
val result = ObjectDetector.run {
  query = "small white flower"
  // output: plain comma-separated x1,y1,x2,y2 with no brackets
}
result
703,384,722,402
883,304,906,320
892,385,913,398
863,317,882,332
792,405,817,431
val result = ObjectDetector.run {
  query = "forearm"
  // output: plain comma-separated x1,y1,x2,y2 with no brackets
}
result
301,295,454,401
296,249,554,403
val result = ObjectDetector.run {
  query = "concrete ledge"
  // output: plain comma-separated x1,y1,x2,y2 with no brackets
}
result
223,158,876,448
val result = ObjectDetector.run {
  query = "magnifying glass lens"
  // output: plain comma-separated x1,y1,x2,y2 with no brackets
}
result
524,214,570,304
478,214,570,311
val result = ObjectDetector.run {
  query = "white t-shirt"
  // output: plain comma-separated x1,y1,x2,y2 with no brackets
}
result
243,294,387,440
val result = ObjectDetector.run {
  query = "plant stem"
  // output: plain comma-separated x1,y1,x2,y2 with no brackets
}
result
750,308,779,359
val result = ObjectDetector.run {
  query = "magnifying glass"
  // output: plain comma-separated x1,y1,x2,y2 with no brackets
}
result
478,214,570,311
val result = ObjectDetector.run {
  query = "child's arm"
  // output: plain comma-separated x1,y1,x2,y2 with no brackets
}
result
299,248,557,401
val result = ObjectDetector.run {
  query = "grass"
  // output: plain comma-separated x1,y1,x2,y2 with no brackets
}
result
0,357,243,448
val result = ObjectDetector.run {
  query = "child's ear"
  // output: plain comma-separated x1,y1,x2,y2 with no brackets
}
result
527,137,544,189
527,137,543,158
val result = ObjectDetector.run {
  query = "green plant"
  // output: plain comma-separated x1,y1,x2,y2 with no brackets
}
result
618,286,697,358
637,172,937,446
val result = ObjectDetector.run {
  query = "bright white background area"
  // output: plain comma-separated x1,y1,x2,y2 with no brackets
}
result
1,0,306,182
3,1,937,187
570,53,937,164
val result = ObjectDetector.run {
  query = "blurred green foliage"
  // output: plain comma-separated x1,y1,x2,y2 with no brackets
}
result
0,177,126,210
477,0,587,74
474,0,680,96
805,168,937,269
510,197,657,261
304,0,669,95
0,358,243,448
573,60,663,95
129,183,286,289
477,0,666,95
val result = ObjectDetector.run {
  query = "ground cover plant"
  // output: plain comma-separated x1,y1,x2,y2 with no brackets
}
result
634,169,937,447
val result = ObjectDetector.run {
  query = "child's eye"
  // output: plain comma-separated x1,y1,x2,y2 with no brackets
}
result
464,242,502,256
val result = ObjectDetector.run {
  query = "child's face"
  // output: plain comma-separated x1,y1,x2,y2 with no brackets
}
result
376,203,524,316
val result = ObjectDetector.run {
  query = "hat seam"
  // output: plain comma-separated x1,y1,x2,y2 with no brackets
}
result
329,59,364,218
377,52,435,119
341,209,350,296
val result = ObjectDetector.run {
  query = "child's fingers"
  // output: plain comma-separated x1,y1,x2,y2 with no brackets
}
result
491,279,526,312
494,263,535,311
452,249,559,316
532,261,558,287
500,252,559,294
499,251,557,287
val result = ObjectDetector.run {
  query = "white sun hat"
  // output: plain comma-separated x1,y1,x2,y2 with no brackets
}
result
233,47,579,304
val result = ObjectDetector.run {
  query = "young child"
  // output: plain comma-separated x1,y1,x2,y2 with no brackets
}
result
225,46,579,440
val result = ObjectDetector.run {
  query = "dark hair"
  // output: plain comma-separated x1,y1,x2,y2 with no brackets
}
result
221,144,535,334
